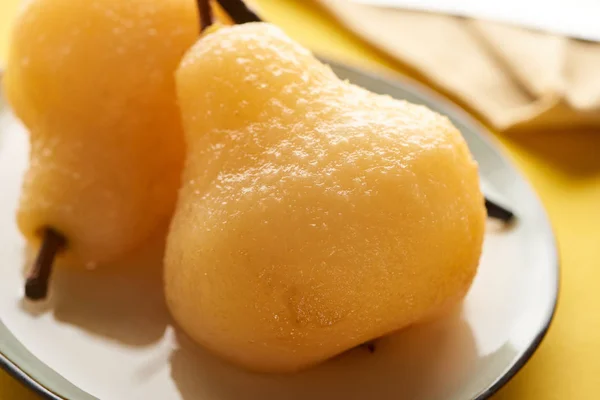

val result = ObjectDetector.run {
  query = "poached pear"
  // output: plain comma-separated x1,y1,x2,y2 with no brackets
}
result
166,22,486,373
3,0,198,270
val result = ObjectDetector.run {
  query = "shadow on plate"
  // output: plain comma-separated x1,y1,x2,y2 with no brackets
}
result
19,228,170,347
170,308,477,400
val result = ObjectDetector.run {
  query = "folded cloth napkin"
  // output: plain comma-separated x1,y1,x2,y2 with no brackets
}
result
314,0,600,131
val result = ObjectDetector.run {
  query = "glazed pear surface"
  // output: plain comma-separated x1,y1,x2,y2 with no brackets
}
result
166,23,486,372
3,0,198,265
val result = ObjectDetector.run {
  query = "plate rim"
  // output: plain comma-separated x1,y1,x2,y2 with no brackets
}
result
0,61,559,400
0,351,66,400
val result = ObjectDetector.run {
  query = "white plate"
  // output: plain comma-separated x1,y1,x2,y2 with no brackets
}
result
0,61,558,400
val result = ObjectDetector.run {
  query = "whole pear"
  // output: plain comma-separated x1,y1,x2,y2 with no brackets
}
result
3,0,198,266
166,23,486,373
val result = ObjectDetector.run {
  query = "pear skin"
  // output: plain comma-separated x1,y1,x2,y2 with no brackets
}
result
3,0,198,265
166,23,486,373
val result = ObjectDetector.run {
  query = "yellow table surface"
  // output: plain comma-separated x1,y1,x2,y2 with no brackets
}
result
1,0,600,399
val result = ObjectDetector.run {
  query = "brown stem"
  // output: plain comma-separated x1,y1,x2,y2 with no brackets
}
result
485,198,514,223
197,0,214,33
361,341,376,353
25,228,66,301
216,0,261,24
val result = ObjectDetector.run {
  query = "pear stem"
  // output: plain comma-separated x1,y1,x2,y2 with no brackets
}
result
197,0,214,33
485,199,514,223
216,0,261,24
25,228,66,301
362,341,376,353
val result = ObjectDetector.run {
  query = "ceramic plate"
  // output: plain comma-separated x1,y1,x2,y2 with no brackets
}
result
0,61,558,400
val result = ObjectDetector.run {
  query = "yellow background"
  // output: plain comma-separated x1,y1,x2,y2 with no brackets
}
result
1,0,600,399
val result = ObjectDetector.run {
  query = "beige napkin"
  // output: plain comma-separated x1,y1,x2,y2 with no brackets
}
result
315,0,600,131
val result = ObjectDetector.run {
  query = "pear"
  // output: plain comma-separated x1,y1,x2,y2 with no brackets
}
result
165,22,486,373
3,0,198,268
